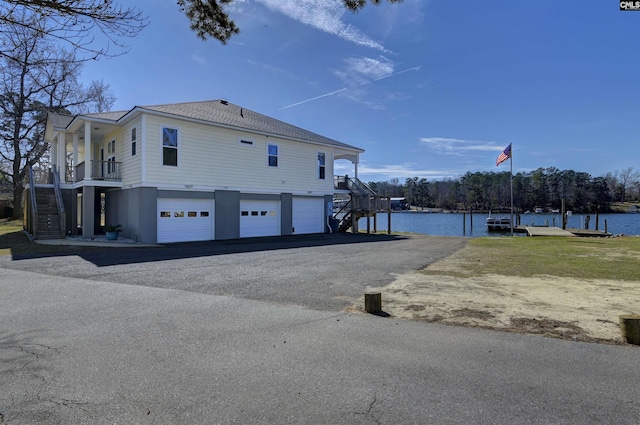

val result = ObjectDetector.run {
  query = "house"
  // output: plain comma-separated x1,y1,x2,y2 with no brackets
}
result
32,100,367,243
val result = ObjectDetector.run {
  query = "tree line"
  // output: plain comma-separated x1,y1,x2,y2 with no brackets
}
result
368,167,640,213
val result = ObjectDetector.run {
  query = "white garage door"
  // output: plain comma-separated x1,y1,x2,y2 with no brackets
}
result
157,198,214,243
292,197,324,234
240,200,280,238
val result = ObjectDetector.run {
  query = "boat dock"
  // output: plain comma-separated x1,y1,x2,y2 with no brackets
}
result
517,226,611,237
521,226,574,236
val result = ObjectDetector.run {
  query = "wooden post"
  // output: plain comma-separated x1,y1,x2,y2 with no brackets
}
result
387,210,391,235
595,213,599,231
365,292,382,314
462,212,466,235
605,219,608,234
620,314,640,345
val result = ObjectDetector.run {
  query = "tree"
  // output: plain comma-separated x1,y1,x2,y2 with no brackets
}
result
1,0,403,60
617,167,640,202
0,13,114,219
0,0,147,61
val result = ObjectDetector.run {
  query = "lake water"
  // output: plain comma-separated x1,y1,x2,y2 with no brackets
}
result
358,212,640,237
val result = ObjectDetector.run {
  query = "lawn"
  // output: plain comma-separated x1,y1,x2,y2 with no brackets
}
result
421,236,640,281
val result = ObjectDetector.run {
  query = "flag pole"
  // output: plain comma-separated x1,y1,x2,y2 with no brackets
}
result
510,145,514,236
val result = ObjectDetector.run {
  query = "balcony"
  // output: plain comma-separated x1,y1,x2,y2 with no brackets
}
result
91,160,121,180
65,161,122,182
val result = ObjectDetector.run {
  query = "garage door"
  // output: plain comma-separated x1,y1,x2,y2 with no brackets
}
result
240,200,280,238
292,197,324,234
157,198,214,243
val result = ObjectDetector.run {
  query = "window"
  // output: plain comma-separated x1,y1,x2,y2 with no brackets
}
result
131,128,137,156
160,211,171,218
200,211,209,217
267,144,278,167
318,152,326,180
174,211,184,218
107,140,116,175
162,127,178,166
188,211,197,217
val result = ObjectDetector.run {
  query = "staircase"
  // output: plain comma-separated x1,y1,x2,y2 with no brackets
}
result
333,176,390,233
34,187,63,239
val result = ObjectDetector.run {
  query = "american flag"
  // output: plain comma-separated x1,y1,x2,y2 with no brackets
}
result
496,144,511,166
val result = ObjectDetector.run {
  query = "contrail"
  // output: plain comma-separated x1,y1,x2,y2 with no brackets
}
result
280,88,348,110
280,66,421,110
373,66,422,82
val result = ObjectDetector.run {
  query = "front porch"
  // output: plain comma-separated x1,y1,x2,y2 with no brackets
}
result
65,160,122,183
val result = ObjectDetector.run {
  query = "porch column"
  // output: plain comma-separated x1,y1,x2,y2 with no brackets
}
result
82,186,95,239
58,133,66,181
84,121,92,180
354,159,359,182
51,135,58,176
72,133,79,183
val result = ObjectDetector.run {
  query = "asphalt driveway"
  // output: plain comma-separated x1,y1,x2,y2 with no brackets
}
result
0,233,467,311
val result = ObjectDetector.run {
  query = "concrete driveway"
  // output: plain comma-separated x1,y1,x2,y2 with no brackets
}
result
2,267,640,425
2,233,640,424
0,233,467,311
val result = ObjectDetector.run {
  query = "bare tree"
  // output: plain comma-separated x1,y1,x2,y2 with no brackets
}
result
1,0,403,59
0,0,147,61
617,167,640,202
0,13,114,219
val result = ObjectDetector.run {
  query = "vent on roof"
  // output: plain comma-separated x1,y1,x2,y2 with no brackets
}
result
220,100,228,105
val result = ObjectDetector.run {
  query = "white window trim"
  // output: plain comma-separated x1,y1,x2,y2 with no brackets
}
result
317,151,326,180
267,143,279,168
160,124,180,167
131,126,137,156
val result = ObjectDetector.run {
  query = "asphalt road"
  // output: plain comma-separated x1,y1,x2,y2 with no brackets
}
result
2,234,640,424
0,233,467,311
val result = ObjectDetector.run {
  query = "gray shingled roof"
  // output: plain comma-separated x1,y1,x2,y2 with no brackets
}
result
136,100,361,151
48,113,75,129
52,100,361,152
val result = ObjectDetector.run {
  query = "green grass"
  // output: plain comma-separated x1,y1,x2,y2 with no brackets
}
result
422,236,640,281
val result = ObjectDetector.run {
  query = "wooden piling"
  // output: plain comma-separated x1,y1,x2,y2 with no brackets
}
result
462,212,466,235
364,292,382,314
620,314,640,345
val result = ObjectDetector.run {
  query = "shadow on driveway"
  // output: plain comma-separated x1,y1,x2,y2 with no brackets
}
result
9,233,411,267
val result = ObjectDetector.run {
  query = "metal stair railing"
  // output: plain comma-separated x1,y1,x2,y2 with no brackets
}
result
27,166,38,239
52,168,66,238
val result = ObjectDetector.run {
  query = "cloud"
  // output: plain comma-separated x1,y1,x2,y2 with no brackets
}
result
191,54,206,65
255,0,388,51
420,137,507,156
336,161,460,181
281,57,421,110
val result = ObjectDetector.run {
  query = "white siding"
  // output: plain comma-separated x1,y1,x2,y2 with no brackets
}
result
142,115,335,193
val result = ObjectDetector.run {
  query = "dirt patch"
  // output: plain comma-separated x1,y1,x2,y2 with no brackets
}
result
349,270,639,344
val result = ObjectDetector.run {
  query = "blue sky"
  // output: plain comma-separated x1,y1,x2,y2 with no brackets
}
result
81,0,640,183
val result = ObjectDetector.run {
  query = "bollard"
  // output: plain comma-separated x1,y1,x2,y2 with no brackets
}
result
620,314,640,345
364,292,382,314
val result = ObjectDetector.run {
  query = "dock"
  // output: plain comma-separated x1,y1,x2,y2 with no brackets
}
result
518,226,612,237
522,226,575,237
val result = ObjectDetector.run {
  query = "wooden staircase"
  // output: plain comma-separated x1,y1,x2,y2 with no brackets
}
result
333,176,390,233
34,187,63,239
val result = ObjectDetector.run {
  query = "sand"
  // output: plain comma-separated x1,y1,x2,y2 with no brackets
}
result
350,261,640,344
